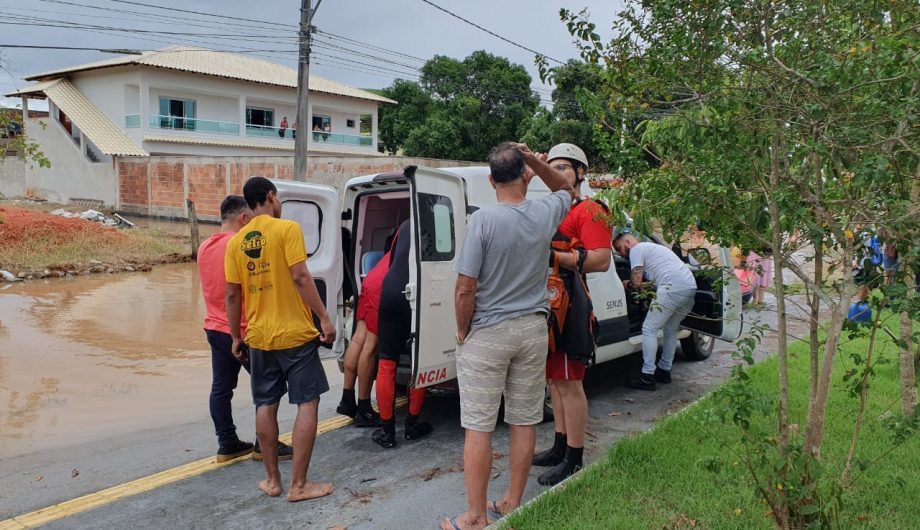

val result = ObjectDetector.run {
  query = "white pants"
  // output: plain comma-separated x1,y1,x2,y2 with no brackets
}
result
641,288,696,375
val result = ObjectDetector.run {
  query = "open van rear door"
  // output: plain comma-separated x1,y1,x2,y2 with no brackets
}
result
273,179,344,352
681,246,742,341
405,166,467,388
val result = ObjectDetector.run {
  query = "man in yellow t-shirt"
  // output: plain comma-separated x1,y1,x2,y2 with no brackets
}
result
225,176,336,503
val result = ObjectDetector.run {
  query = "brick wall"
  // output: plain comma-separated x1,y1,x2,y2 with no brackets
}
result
117,155,481,221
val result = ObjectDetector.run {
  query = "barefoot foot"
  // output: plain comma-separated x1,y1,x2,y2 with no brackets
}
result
259,478,282,497
287,481,335,502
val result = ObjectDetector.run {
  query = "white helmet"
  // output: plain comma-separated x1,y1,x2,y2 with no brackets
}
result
547,143,589,172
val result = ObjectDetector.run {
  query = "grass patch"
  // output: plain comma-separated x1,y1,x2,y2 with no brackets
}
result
504,319,919,529
3,228,188,271
0,206,188,271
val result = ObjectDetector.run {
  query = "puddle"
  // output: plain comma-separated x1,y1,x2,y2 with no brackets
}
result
0,263,338,458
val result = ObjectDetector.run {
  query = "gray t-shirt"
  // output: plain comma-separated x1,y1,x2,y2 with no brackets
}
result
629,242,696,292
455,190,571,330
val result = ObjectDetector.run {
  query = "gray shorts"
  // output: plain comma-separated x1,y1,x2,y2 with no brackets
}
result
250,340,329,407
456,313,548,432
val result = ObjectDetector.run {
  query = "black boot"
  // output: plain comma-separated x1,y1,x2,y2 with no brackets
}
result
404,415,433,440
654,368,671,383
336,388,357,417
627,372,657,391
354,399,381,427
532,432,567,467
372,420,397,448
537,446,584,486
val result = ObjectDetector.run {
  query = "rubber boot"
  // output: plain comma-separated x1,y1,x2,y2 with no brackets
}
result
354,399,381,428
404,414,433,440
532,432,567,467
372,420,397,448
537,446,584,486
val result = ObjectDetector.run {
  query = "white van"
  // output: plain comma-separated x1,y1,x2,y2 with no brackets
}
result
273,165,742,392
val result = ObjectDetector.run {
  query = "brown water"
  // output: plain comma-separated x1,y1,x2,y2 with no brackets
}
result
0,264,219,458
0,263,343,459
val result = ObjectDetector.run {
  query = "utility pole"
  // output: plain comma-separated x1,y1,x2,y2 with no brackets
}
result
294,0,321,182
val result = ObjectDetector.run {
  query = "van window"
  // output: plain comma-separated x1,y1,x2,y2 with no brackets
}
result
281,200,322,256
417,192,454,261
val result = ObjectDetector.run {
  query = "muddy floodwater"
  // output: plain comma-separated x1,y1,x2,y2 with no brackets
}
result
0,261,340,459
0,264,219,458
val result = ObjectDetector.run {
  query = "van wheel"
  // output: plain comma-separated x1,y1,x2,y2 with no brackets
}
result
681,332,714,361
542,386,554,423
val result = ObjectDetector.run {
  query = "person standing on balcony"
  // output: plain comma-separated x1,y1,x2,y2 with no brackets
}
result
279,116,289,138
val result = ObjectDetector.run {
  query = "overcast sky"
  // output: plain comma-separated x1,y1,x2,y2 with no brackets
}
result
0,0,624,110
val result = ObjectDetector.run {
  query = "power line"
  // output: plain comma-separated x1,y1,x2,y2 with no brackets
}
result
420,0,563,64
0,44,142,53
108,0,295,30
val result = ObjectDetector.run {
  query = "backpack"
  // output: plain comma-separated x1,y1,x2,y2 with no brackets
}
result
546,199,603,365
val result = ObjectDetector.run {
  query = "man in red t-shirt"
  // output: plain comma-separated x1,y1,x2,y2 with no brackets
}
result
532,144,613,487
198,195,291,463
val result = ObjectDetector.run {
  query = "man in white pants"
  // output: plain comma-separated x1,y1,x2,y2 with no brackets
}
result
613,234,697,391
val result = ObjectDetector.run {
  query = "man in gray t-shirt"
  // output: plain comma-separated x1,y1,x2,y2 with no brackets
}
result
614,234,698,391
442,143,573,530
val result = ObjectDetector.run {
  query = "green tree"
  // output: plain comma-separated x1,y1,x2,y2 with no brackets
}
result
523,60,606,169
553,2,919,527
376,79,432,155
407,51,538,161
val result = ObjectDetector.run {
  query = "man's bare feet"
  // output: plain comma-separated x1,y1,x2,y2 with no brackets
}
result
259,478,282,497
439,512,491,530
287,481,335,502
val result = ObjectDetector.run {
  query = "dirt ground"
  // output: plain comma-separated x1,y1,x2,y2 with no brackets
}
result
0,200,191,279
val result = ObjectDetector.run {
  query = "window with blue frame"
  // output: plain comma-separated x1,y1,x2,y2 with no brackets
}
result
159,97,196,131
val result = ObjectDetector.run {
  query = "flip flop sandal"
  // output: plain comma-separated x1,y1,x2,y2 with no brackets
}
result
487,500,505,520
441,516,462,530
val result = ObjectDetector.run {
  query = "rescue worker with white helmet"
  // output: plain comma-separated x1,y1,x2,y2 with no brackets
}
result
531,143,614,485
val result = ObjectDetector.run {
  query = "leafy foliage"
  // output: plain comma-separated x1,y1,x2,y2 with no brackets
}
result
377,51,538,161
551,1,919,528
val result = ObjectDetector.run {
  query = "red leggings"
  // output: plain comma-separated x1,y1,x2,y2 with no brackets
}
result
376,359,426,421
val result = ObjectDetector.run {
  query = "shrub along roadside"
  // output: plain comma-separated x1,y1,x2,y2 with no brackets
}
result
502,324,919,530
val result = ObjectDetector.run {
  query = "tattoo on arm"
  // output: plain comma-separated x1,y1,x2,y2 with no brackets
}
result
631,266,644,288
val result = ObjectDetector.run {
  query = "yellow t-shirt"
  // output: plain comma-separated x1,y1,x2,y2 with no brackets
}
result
225,214,319,350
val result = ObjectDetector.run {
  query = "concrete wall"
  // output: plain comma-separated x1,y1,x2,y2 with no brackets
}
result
21,116,117,205
117,155,483,221
73,67,141,129
0,158,25,198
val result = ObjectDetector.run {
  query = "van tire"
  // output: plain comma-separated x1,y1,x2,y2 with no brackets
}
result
681,331,714,361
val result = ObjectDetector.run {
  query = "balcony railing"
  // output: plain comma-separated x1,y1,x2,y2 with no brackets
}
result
125,114,141,128
149,115,239,135
246,124,294,139
310,131,373,147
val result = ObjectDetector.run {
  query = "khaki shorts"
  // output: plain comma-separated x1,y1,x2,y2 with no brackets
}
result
457,313,548,432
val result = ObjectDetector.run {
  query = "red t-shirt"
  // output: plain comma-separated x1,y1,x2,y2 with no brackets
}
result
362,250,391,299
558,199,613,250
198,232,246,335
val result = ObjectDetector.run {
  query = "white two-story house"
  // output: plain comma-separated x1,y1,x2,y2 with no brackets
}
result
4,46,396,204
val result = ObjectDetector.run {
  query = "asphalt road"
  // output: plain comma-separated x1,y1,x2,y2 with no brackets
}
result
0,297,802,529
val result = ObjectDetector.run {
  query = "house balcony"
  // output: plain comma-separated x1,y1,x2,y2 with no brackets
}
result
149,115,239,135
127,114,376,150
246,124,294,139
307,131,373,147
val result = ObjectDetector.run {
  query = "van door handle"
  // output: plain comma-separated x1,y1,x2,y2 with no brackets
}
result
402,284,415,301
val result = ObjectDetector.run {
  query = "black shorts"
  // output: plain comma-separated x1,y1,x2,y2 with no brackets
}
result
250,340,329,407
